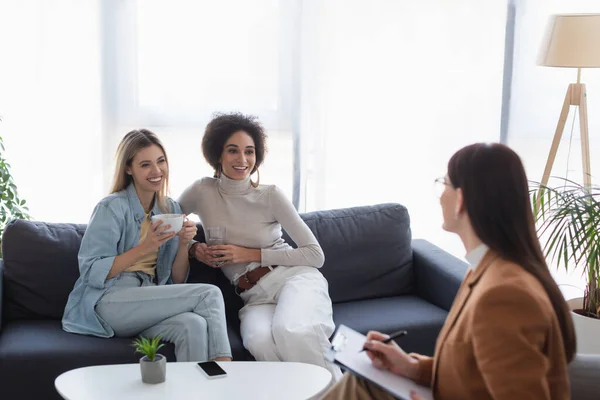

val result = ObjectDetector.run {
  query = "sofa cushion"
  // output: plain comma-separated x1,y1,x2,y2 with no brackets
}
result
0,320,176,363
569,354,600,400
284,203,414,303
332,295,447,356
2,220,85,321
1,204,413,321
0,320,246,365
0,320,248,399
0,320,174,400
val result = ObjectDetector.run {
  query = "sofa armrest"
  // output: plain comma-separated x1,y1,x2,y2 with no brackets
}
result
0,258,4,332
412,239,468,311
569,354,600,400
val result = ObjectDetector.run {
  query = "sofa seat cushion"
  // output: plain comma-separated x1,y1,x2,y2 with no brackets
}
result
332,295,448,356
0,320,247,366
0,320,176,364
0,320,171,400
569,354,600,400
227,325,249,361
0,320,247,399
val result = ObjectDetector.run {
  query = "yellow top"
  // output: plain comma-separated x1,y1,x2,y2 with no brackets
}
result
125,214,157,276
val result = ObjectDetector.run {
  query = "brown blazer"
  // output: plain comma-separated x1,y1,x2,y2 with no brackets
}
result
411,251,570,400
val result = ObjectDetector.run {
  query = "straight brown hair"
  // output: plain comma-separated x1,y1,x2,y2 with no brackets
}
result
448,143,576,362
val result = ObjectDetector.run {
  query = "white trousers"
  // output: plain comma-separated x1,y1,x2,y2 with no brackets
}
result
238,266,342,382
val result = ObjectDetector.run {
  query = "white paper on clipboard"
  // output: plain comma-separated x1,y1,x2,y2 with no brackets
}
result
327,324,433,400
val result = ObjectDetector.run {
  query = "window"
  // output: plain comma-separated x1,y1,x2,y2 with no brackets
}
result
102,0,300,201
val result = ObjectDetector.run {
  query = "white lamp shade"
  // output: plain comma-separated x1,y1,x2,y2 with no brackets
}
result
538,13,600,68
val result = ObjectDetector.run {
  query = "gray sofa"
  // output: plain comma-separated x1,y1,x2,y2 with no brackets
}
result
2,202,595,399
2,203,467,399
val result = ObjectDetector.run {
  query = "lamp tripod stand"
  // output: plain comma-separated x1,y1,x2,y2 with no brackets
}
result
539,68,592,191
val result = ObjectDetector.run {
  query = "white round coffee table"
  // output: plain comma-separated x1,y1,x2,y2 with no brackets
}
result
55,361,332,400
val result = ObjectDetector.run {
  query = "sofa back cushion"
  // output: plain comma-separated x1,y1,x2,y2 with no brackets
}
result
1,203,414,321
2,220,84,321
283,203,414,303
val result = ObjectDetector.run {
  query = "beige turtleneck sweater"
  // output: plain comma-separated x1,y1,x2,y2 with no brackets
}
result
179,174,325,284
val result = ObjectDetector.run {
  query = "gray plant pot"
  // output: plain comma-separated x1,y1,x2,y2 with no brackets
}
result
140,354,167,384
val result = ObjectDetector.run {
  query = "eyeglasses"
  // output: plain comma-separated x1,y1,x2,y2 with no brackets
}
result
433,176,451,198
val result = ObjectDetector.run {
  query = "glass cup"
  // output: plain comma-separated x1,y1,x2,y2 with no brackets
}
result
206,226,226,266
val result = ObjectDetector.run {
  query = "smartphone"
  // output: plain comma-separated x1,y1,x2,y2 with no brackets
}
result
197,361,227,379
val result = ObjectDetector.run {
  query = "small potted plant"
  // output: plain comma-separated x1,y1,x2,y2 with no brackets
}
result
533,178,600,354
132,335,167,384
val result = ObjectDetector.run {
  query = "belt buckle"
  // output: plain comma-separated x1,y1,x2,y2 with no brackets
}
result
235,266,277,296
235,273,252,296
235,285,245,296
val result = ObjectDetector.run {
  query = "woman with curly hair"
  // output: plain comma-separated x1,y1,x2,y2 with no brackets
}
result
179,112,341,380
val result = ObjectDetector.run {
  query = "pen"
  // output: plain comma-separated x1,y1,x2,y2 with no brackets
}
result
359,330,408,352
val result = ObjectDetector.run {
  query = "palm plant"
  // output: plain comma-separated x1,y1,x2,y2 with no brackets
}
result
132,335,165,361
0,131,30,257
532,178,600,319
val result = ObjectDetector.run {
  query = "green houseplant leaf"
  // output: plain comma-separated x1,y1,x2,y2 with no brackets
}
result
132,335,165,362
0,130,31,258
531,178,600,319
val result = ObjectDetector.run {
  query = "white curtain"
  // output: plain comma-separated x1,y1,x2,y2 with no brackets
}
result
300,0,507,257
0,0,298,224
1,0,508,259
102,0,299,207
0,0,103,224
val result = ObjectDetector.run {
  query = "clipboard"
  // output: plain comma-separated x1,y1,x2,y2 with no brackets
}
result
327,324,433,400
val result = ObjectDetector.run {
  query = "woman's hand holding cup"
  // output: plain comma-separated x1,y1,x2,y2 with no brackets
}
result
189,242,215,266
177,216,197,243
140,220,176,255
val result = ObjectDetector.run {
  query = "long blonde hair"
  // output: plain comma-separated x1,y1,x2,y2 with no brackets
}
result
111,129,170,212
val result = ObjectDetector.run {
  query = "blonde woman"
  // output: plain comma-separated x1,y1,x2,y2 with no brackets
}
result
62,129,231,362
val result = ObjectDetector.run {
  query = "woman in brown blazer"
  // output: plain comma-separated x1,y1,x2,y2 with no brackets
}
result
322,143,576,400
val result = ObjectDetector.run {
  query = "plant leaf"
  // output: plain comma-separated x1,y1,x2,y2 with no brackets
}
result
531,178,600,315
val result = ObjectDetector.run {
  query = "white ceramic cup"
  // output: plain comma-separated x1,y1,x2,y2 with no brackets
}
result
151,214,184,234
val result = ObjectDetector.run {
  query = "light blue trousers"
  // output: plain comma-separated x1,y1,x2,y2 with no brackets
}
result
95,272,231,362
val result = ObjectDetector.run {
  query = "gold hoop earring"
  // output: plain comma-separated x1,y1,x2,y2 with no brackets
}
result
250,168,260,188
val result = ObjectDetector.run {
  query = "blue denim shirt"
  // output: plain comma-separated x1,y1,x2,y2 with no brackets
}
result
62,183,183,337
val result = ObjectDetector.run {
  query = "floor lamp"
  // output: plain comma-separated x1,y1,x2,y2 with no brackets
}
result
537,14,600,192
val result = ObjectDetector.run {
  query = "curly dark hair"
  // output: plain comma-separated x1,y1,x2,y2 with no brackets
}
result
202,112,268,175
